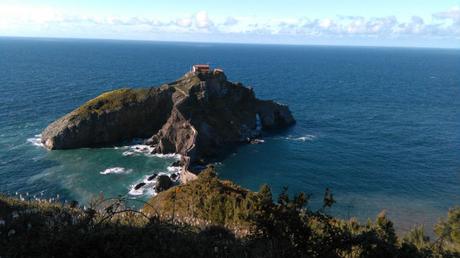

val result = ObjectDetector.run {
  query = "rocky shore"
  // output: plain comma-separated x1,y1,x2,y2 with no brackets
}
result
41,69,295,180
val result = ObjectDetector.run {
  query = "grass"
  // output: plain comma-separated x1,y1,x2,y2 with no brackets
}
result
68,73,202,120
72,88,154,119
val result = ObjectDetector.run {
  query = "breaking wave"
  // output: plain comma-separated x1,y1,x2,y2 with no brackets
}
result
100,167,133,175
27,134,44,147
128,167,181,197
285,134,317,142
117,142,181,160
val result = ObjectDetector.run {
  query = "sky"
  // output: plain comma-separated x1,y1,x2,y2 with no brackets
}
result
0,0,459,48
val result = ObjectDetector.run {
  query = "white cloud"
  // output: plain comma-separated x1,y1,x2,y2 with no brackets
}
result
1,4,459,42
434,6,460,23
195,11,212,29
0,4,62,25
176,17,193,28
319,18,334,29
223,16,238,26
394,16,425,35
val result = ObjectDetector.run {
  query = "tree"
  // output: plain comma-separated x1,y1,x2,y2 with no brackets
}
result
435,207,460,245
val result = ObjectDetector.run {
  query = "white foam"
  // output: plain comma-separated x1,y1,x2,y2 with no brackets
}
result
128,187,145,196
27,134,44,147
117,142,181,160
250,139,265,144
147,153,181,159
128,170,180,197
99,167,133,175
128,176,157,196
167,166,181,173
122,151,135,156
285,134,317,142
130,144,156,154
295,135,316,141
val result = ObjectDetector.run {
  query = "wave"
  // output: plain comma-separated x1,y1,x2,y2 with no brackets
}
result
100,167,133,175
128,173,162,196
128,185,149,196
284,134,317,142
122,151,135,156
167,166,181,173
117,142,181,160
128,169,181,197
149,153,181,159
27,134,44,147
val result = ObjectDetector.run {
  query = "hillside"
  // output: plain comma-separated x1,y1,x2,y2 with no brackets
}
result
1,170,459,257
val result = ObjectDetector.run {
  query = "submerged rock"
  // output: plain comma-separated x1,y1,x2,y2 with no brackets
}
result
147,174,158,181
134,182,146,190
171,160,182,167
42,69,295,169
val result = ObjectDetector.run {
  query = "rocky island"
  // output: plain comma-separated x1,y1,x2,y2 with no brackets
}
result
41,65,295,179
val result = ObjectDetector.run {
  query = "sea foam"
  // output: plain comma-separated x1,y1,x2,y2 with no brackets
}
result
117,142,181,160
100,167,133,175
128,168,181,197
285,134,317,142
27,134,44,147
128,173,164,196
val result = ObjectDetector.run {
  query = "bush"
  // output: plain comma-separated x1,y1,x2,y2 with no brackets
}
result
1,169,460,258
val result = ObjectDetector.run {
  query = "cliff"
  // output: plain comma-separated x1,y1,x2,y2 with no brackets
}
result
41,87,175,149
41,70,295,167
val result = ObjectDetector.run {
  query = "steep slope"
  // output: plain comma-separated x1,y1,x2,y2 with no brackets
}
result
42,86,175,149
41,70,295,168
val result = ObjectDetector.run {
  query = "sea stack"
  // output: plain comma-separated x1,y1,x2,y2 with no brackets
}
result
42,66,295,170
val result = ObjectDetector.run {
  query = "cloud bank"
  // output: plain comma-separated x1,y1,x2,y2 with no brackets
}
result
1,4,459,46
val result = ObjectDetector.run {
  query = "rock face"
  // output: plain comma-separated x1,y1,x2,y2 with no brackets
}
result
42,87,175,149
42,70,295,168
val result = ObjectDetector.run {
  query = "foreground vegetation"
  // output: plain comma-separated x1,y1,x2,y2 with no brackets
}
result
1,167,459,257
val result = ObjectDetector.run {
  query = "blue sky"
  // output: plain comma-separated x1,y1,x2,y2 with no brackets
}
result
1,0,459,48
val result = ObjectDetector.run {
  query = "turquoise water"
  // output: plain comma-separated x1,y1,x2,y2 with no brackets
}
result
1,37,459,232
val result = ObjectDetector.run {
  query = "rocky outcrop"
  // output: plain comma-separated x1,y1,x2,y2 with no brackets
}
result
42,86,175,149
155,175,173,192
256,100,295,129
145,72,295,167
42,70,295,170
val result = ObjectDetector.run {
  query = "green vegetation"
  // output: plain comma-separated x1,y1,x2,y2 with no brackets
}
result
69,74,202,120
1,168,459,257
434,207,460,253
170,75,201,94
144,167,256,231
72,88,153,119
0,193,245,257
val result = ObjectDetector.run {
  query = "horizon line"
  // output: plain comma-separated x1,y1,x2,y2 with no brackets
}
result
1,35,459,51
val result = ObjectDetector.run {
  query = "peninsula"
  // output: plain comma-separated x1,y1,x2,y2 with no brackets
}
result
41,65,295,178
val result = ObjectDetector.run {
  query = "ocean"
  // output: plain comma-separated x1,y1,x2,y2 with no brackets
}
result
0,37,459,233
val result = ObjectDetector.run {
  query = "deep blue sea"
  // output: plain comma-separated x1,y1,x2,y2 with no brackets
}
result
0,37,459,233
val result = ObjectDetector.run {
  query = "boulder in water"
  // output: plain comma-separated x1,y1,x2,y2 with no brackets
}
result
134,182,146,190
147,174,158,181
155,175,173,192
